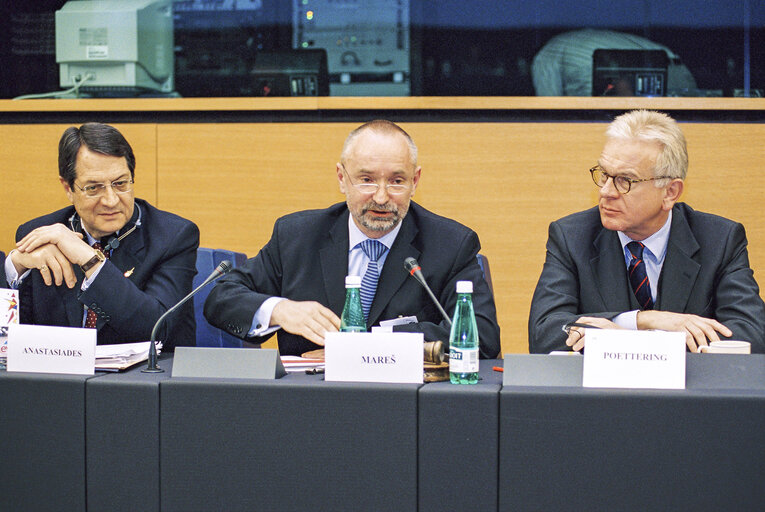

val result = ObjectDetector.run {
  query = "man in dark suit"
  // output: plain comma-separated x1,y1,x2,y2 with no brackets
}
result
4,123,199,349
529,110,765,353
205,120,500,358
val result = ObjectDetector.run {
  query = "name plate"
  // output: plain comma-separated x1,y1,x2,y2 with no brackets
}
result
324,332,423,384
583,329,686,389
6,324,96,376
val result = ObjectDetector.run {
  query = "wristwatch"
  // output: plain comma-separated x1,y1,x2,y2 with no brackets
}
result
80,249,106,272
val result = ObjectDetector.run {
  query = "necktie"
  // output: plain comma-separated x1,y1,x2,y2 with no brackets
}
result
627,241,653,310
84,242,108,328
359,239,388,322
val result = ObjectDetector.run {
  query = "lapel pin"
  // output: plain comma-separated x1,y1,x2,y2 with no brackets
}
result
124,267,135,278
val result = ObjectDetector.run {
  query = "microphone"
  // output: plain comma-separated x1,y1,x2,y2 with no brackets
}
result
403,257,452,328
142,260,233,373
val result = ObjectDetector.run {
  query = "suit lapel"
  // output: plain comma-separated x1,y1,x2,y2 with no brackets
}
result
320,210,351,315
367,215,419,327
657,208,700,311
93,221,145,330
590,227,634,311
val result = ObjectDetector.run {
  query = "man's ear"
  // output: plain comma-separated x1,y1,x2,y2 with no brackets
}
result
662,179,684,210
337,163,347,194
60,177,75,203
410,166,422,196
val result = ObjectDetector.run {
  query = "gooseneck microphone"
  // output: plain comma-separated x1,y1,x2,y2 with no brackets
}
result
404,257,452,328
142,260,233,373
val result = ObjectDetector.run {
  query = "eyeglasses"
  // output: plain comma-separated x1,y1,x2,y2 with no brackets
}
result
589,165,671,194
341,165,412,196
74,178,134,198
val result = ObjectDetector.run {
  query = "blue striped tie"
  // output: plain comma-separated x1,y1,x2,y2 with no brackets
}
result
359,239,388,322
627,241,654,310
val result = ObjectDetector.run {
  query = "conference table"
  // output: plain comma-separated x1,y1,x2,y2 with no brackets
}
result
1,354,763,511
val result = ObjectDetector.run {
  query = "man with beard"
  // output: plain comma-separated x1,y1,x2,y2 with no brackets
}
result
204,120,500,357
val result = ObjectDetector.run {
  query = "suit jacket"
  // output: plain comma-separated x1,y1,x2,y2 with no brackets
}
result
529,203,765,353
15,198,199,350
204,202,500,357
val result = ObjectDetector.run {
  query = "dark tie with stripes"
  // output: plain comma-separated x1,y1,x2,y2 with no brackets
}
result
359,239,388,323
627,241,653,310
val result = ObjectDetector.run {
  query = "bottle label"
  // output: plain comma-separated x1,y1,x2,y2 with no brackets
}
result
449,347,479,373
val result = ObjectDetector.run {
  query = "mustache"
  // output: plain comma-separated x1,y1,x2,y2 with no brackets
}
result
361,202,398,214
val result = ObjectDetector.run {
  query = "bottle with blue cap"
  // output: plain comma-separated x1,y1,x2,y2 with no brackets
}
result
449,280,479,384
340,275,366,332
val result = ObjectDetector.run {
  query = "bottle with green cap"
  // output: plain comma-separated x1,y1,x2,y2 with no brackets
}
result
340,275,366,332
449,280,479,384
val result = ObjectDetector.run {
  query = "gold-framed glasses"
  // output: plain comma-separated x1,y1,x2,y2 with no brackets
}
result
74,178,134,198
589,165,670,194
341,165,412,196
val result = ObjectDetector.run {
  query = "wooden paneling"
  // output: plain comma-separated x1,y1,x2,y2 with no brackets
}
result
2,120,764,355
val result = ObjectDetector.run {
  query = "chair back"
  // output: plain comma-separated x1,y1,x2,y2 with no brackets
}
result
476,253,494,297
194,248,247,347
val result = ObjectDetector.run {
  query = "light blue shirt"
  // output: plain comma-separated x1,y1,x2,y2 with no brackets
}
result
248,215,403,336
613,210,672,329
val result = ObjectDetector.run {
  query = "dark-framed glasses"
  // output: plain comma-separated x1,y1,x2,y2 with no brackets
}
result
589,165,671,194
342,165,412,196
74,178,134,198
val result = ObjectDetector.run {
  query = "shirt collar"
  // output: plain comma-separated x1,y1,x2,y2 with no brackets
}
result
348,213,402,251
617,209,672,263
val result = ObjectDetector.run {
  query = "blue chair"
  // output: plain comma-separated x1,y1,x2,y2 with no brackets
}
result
193,248,247,347
476,253,494,297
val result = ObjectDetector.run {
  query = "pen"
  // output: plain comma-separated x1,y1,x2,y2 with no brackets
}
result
562,322,603,334
492,366,504,372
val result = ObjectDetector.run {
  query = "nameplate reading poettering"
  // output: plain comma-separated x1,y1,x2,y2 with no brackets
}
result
583,329,686,389
6,324,96,376
324,332,424,384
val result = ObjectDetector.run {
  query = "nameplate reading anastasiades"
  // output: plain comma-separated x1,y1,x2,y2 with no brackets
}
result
6,323,96,375
583,329,686,389
172,347,286,379
324,332,424,384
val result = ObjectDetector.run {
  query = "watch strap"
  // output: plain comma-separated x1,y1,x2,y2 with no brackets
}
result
80,249,106,273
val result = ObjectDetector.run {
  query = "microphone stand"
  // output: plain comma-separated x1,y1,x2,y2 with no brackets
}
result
142,260,232,373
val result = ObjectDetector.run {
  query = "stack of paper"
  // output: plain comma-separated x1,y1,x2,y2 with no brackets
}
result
280,355,325,374
96,341,162,371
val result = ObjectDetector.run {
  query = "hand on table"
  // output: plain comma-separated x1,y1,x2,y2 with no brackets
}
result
271,299,341,346
565,316,621,352
637,310,732,352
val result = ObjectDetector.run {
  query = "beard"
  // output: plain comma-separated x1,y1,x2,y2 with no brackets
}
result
351,200,407,234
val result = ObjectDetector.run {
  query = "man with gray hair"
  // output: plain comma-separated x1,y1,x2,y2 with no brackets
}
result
529,110,765,353
205,119,500,358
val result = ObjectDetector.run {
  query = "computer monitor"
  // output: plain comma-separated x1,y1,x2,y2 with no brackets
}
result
592,49,669,97
55,0,174,95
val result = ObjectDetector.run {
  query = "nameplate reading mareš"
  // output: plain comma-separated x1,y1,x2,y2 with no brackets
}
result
324,332,424,383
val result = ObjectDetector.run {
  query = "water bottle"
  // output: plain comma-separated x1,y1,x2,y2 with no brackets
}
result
449,280,479,384
340,275,366,332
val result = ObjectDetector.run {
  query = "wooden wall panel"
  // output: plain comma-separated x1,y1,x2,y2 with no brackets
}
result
2,121,763,355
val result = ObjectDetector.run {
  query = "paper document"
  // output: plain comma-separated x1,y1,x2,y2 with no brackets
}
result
96,341,162,371
280,355,325,373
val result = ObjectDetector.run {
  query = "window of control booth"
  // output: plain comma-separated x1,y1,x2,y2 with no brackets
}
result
0,1,761,99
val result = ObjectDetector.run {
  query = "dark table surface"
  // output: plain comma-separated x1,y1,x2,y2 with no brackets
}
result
2,353,763,512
